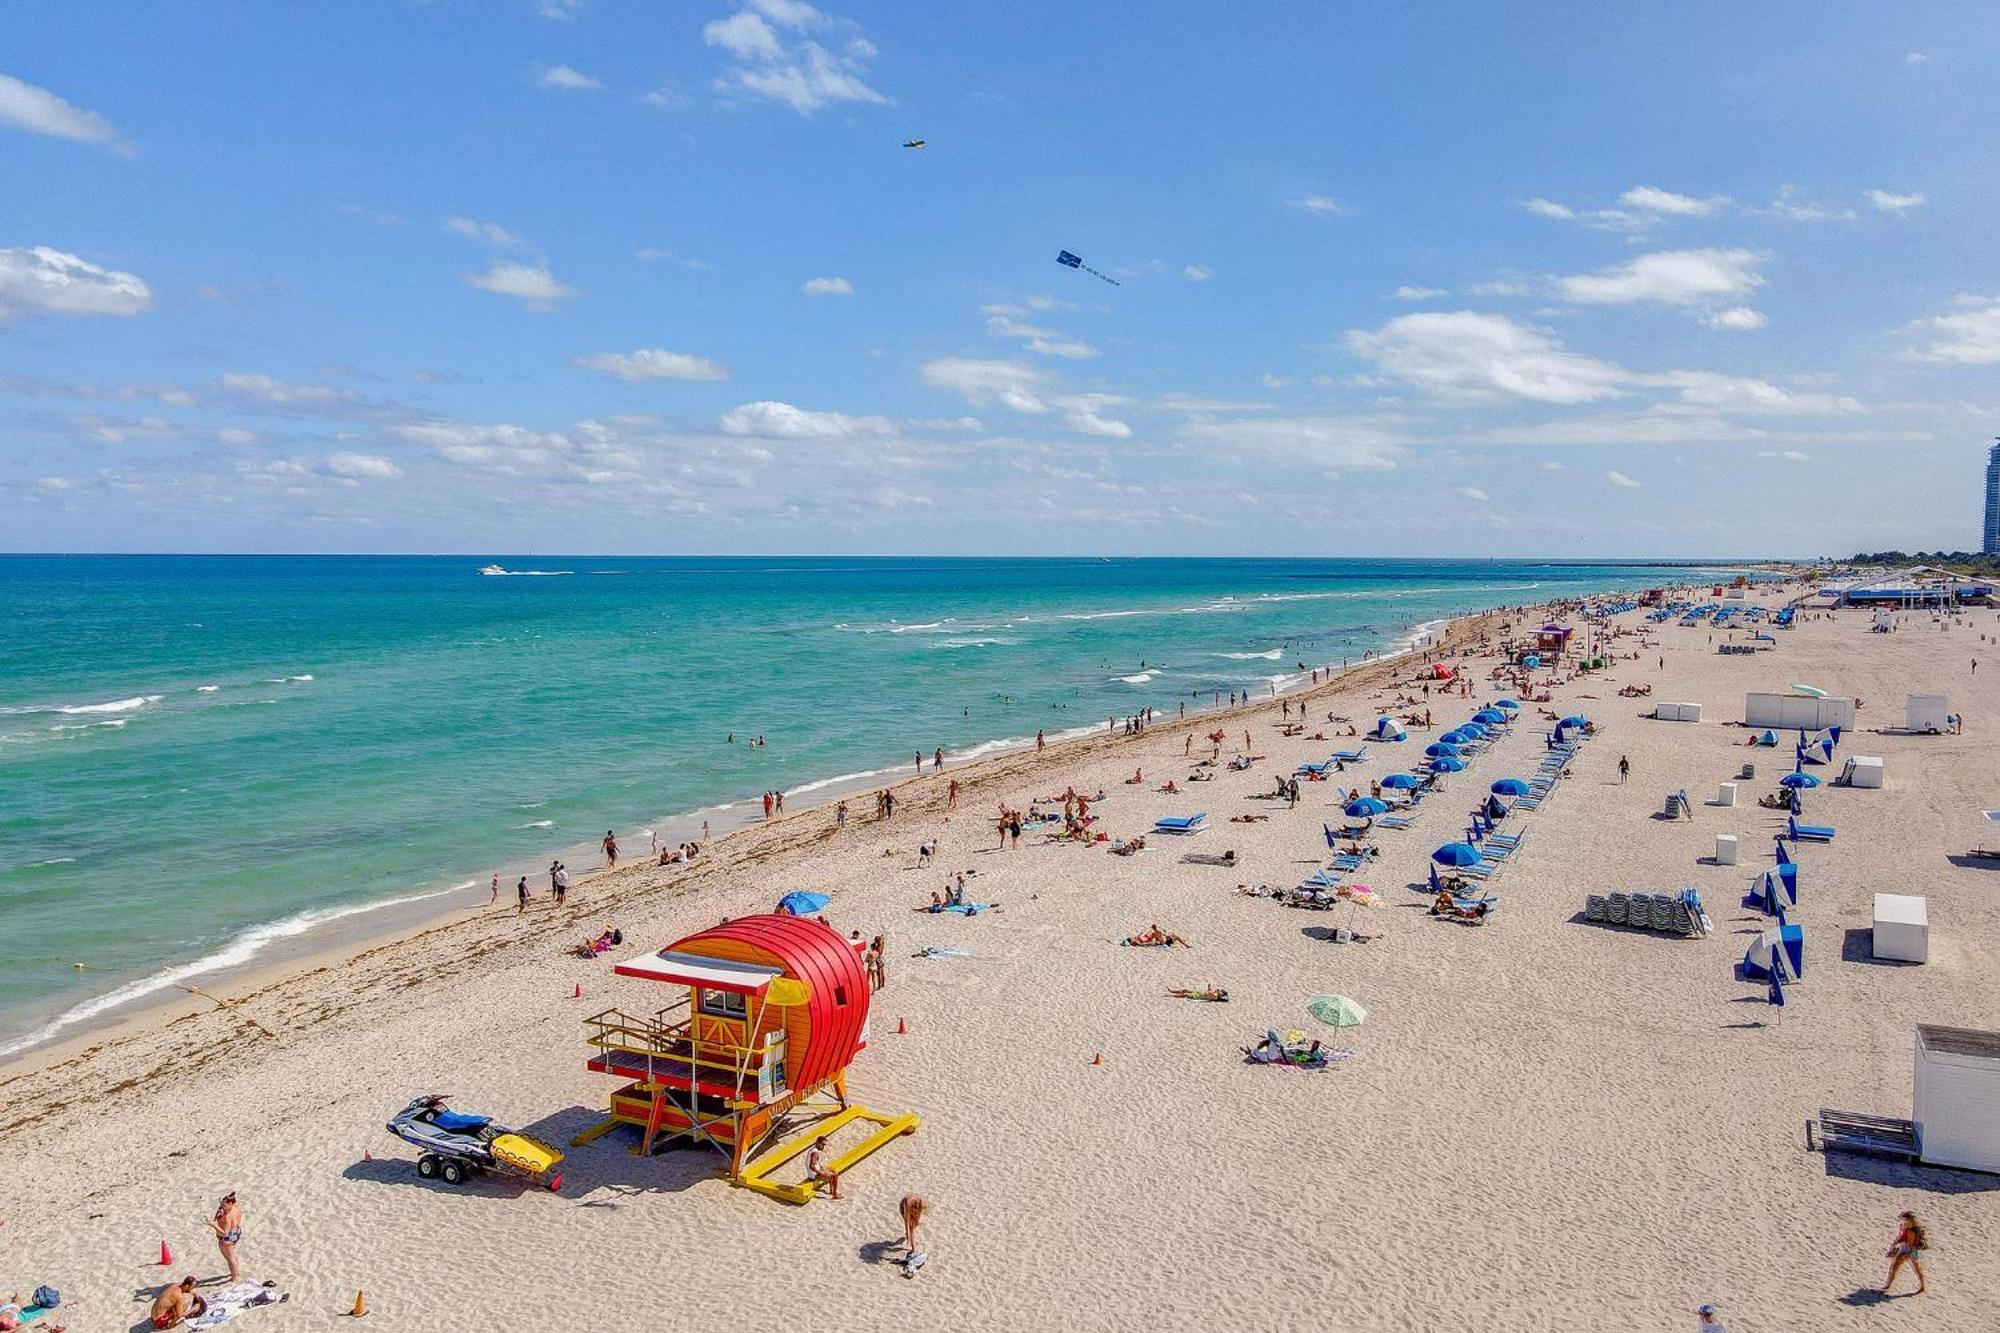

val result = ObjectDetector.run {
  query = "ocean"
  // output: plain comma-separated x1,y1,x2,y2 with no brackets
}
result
0,555,1704,1057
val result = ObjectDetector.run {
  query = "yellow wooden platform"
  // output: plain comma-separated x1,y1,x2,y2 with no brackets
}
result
734,1105,919,1205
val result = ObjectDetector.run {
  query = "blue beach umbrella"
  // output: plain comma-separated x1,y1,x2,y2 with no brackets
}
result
1559,715,1589,729
1779,772,1820,790
1429,756,1467,773
1437,731,1471,746
1473,709,1507,725
1458,722,1490,739
1432,842,1485,868
1380,772,1422,790
1425,742,1462,758
775,890,831,916
1490,778,1531,796
1344,797,1390,818
1522,654,1541,669
1493,699,1520,711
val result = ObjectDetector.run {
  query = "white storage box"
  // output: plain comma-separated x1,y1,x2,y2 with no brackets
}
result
1907,694,1949,734
1847,755,1885,789
1715,834,1739,865
1915,1025,2000,1172
1716,782,1737,808
1874,893,1928,963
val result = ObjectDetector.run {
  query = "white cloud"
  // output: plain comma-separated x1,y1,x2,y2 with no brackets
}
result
465,261,576,308
1557,248,1764,307
1261,374,1292,390
1908,299,2000,364
919,357,1049,413
1520,198,1575,220
1757,449,1812,462
720,399,893,438
1289,194,1345,216
1539,461,1564,472
37,476,77,491
1606,470,1641,488
1390,286,1448,301
703,4,887,114
573,348,730,381
1904,51,1929,65
1704,306,1767,331
1867,189,1925,213
322,452,402,479
1026,337,1098,360
539,64,603,90
1619,185,1726,217
0,73,126,151
802,275,854,295
1178,415,1404,471
1657,370,1859,415
1063,410,1130,438
1455,485,1490,502
335,202,405,228
0,246,150,318
983,306,1097,359
218,372,353,408
1183,264,1213,282
1466,279,1528,297
1345,311,1630,405
641,83,691,110
217,427,258,446
538,0,585,19
446,217,526,249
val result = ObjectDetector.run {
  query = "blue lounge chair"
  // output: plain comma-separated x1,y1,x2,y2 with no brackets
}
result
1787,815,1834,843
1153,813,1208,835
1378,814,1417,830
1331,749,1366,764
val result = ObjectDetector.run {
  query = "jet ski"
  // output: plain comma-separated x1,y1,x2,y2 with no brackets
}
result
386,1094,564,1190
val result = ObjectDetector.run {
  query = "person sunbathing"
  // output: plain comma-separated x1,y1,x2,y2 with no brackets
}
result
1125,769,1144,785
1188,770,1214,782
1157,779,1180,794
1168,986,1229,1001
1127,924,1187,947
1110,836,1147,856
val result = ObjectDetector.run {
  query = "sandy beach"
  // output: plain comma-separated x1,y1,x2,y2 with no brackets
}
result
6,584,1999,1332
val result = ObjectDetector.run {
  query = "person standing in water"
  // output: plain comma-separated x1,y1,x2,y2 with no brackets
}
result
602,830,618,868
516,876,529,914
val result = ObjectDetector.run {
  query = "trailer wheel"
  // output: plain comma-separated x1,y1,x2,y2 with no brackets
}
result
440,1159,466,1186
416,1154,440,1179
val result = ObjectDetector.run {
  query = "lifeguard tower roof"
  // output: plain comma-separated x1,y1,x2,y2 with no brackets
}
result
613,949,783,994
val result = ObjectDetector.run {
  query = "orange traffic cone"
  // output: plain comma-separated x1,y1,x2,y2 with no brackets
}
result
348,1290,368,1317
895,1016,907,1034
159,1240,174,1265
572,983,583,999
1091,1052,1103,1066
363,1149,373,1162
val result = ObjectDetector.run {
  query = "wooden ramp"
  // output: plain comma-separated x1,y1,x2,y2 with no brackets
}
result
735,1105,919,1205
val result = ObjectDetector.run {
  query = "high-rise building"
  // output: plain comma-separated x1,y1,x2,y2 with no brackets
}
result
1987,440,2000,555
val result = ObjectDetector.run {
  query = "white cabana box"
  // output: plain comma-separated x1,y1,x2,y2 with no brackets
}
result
1873,893,1928,963
1654,701,1703,722
1915,1025,2000,1172
1906,694,1950,734
1715,833,1739,865
1844,755,1885,789
1744,692,1856,731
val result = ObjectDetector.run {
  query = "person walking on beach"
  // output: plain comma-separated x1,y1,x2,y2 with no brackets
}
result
602,830,618,868
1696,1301,1725,1331
1618,754,1630,784
548,860,560,899
554,863,569,905
1880,1210,1928,1295
869,934,886,991
836,800,848,830
763,791,774,819
489,873,498,905
948,778,959,808
1036,729,1045,751
915,752,924,776
208,1191,243,1283
516,876,529,914
933,747,944,771
775,790,785,814
900,1192,926,1253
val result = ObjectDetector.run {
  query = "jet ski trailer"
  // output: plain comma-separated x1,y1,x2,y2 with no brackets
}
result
386,1094,564,1191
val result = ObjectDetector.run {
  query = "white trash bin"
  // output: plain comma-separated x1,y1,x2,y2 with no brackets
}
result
1715,834,1739,866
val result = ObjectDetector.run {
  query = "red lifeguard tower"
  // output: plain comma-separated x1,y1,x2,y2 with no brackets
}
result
572,913,916,1203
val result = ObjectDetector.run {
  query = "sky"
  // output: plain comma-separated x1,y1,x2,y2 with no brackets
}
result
3,0,1998,558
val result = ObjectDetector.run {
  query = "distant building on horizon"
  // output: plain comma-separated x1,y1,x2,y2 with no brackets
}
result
1986,439,2000,555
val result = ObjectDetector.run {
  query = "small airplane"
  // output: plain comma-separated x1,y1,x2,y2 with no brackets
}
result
902,138,925,149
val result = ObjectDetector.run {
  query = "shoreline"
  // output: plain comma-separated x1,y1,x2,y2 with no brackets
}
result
0,592,1522,1084
0,567,1751,1076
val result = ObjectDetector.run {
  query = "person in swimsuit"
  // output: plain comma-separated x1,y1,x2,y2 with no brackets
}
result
1880,1210,1927,1295
806,1136,840,1199
899,1193,926,1252
210,1191,243,1282
601,830,617,868
150,1276,206,1329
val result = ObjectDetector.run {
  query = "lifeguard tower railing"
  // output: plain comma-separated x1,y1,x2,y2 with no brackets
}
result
583,997,790,1110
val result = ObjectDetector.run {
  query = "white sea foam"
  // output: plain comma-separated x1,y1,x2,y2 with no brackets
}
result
48,718,130,733
931,637,1010,649
195,685,220,693
58,694,160,715
25,856,77,868
1217,649,1283,660
0,883,467,1060
266,674,314,683
1115,672,1157,684
519,819,554,828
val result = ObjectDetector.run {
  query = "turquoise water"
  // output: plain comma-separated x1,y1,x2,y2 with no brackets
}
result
0,555,1700,1055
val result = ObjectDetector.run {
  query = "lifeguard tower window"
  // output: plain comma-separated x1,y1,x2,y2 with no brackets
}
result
699,988,747,1020
835,984,849,1006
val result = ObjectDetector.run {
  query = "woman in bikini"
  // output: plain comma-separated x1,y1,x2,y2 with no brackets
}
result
209,1191,243,1283
1880,1210,1927,1295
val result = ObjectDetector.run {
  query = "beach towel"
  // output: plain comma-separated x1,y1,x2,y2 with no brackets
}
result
928,902,998,915
188,1281,289,1328
912,945,971,959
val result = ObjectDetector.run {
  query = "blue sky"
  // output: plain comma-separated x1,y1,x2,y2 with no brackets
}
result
3,1,1997,556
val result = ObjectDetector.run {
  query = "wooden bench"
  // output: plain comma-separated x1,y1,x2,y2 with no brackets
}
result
1806,1108,1919,1160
